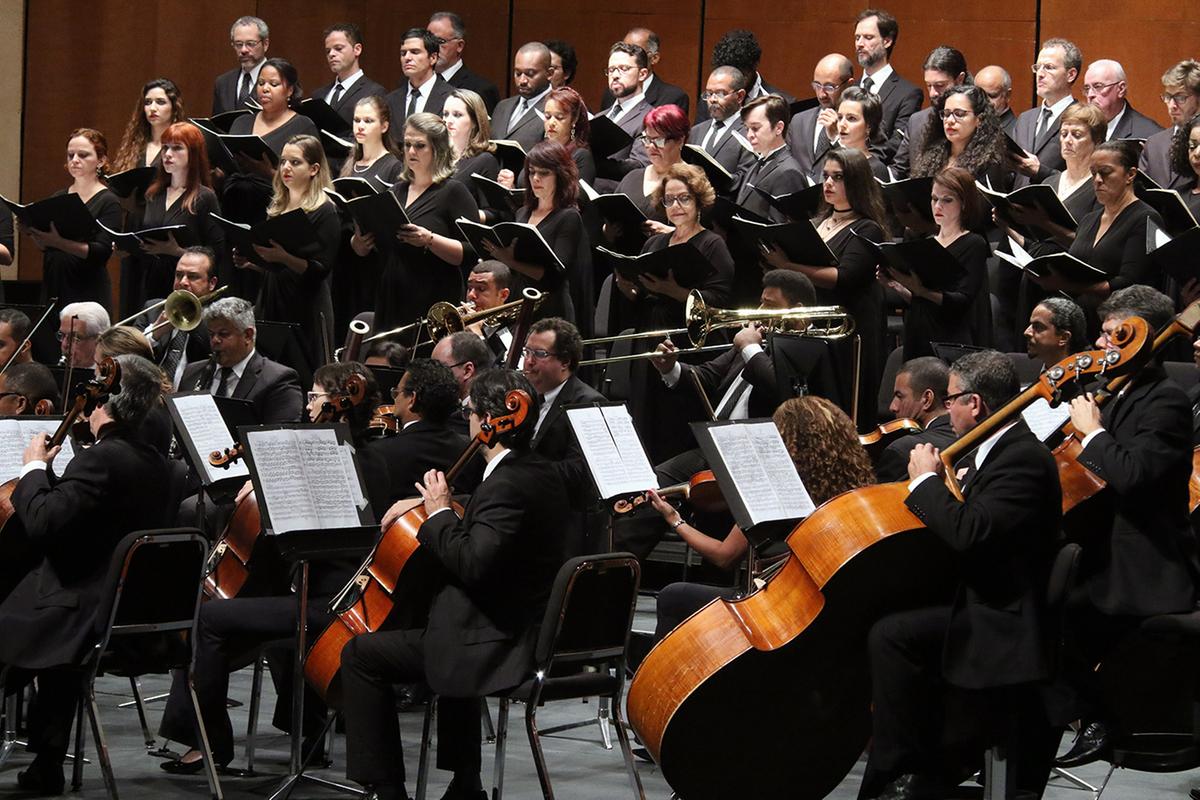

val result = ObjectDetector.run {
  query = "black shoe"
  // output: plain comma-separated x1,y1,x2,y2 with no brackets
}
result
632,746,654,763
874,773,942,800
301,737,331,769
439,778,487,800
160,756,206,775
15,765,64,796
1189,787,1200,800
1054,721,1110,768
396,682,431,712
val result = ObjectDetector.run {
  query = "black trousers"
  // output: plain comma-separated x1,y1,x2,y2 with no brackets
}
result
1048,598,1143,728
653,582,735,644
158,596,328,764
3,668,81,764
341,629,479,788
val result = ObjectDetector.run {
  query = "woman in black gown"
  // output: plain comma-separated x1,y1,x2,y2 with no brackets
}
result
1171,113,1200,309
912,85,1009,191
880,166,990,359
761,146,890,428
233,134,339,370
481,139,582,325
23,128,121,314
357,112,479,336
137,122,225,302
444,89,501,217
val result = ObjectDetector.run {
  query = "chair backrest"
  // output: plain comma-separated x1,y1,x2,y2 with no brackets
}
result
1045,542,1081,612
1164,361,1199,394
593,273,614,341
534,553,641,671
96,529,209,639
876,345,904,422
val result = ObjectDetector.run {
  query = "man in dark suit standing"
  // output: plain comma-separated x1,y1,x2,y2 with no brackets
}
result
311,23,388,130
853,8,923,164
689,66,757,192
212,15,269,116
0,354,173,793
875,357,956,483
595,42,656,181
695,29,796,125
1138,60,1200,189
1010,37,1082,189
178,296,303,425
600,27,690,117
787,54,854,176
146,246,216,390
735,95,809,221
860,350,1062,800
385,28,453,147
975,65,1017,137
340,368,571,800
490,42,553,152
1083,59,1163,142
428,11,500,113
891,46,968,179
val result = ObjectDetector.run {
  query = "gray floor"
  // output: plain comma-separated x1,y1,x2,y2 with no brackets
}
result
0,598,1195,798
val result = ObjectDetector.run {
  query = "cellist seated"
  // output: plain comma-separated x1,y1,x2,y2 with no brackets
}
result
859,350,1063,800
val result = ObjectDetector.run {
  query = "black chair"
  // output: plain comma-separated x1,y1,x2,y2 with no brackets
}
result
876,344,905,422
73,529,222,800
416,553,645,800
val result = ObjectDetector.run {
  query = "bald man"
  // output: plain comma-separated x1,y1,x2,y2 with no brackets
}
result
600,27,690,116
787,53,855,175
975,65,1017,136
1083,59,1163,141
490,42,553,150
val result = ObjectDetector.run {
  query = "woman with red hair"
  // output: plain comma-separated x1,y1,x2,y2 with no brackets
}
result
137,122,226,301
606,103,688,253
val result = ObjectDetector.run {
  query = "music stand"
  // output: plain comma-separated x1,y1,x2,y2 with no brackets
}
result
255,319,313,389
366,365,405,398
771,332,856,420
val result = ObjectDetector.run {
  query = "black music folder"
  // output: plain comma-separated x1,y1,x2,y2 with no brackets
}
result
730,216,839,266
1,193,97,241
194,109,254,134
682,144,738,194
1135,186,1199,237
594,241,715,288
488,139,528,175
876,175,936,226
470,173,527,211
1147,218,1200,284
579,180,649,254
854,233,964,291
220,133,280,167
995,240,1108,285
104,166,158,199
323,189,412,245
330,176,380,200
210,209,319,271
977,181,1078,238
455,218,565,276
752,183,824,222
298,97,352,135
319,130,354,160
189,119,239,174
712,196,770,230
99,221,196,256
588,116,635,161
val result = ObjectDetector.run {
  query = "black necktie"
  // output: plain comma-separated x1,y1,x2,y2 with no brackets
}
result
706,120,725,154
331,82,345,107
238,72,252,106
861,75,874,93
609,101,623,120
407,89,419,119
1035,106,1052,143
216,366,233,398
160,330,187,385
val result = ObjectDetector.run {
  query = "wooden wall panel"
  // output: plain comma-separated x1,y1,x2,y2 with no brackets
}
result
512,0,704,114
0,0,24,280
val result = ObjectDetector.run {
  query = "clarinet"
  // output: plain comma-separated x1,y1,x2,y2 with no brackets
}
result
194,355,218,392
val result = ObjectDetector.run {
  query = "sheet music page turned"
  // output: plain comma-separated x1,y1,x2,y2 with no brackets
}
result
566,405,658,500
708,421,815,527
1022,397,1071,443
172,393,249,483
246,428,363,534
0,419,76,483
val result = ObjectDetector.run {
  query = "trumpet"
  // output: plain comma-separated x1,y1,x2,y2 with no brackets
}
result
111,286,229,334
579,290,855,367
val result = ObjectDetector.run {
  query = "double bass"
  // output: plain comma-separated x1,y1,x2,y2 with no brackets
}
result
626,320,1152,799
304,388,531,704
201,373,367,600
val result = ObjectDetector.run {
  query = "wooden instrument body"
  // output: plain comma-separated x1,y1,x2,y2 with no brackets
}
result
858,417,923,461
202,492,261,600
1189,447,1200,514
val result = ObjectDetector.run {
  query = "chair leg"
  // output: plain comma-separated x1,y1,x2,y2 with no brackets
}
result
415,696,437,800
491,698,509,800
127,677,155,748
596,697,613,750
83,679,120,800
481,698,495,743
0,689,18,770
524,700,553,800
187,669,224,800
72,693,86,790
243,655,266,774
609,694,645,800
1094,763,1118,799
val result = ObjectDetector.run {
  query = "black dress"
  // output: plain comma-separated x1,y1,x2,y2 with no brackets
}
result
256,200,339,371
332,153,403,333
452,150,501,216
1069,200,1162,293
117,147,162,317
137,185,226,301
42,188,121,314
900,232,989,360
374,179,480,333
615,167,670,223
513,205,585,325
1047,171,1099,224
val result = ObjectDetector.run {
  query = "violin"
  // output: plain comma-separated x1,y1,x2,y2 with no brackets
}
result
305,389,532,704
367,404,399,437
625,322,1153,799
857,418,923,460
612,470,727,516
202,373,368,600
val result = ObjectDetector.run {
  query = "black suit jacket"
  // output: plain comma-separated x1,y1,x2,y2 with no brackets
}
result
1139,126,1186,189
875,414,957,483
1073,369,1199,615
596,96,656,180
785,106,835,177
416,449,571,696
151,322,211,384
998,107,1017,137
530,375,605,502
678,344,778,420
689,116,757,190
1108,103,1164,142
1012,100,1078,188
695,75,794,125
0,429,172,669
602,74,691,117
212,66,258,116
371,418,469,506
890,105,934,179
179,350,303,425
490,93,550,151
868,70,923,163
312,74,389,128
734,147,810,222
905,420,1061,689
444,64,501,113
386,75,454,145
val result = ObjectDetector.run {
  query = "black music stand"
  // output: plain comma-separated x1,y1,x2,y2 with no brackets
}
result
770,332,856,420
240,423,377,799
367,365,405,398
255,320,313,389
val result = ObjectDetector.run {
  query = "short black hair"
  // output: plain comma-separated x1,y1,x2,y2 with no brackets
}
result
528,317,582,371
3,362,60,412
469,368,539,449
951,350,1018,413
762,270,815,306
362,340,410,368
1097,285,1175,333
922,45,969,80
609,41,648,70
712,29,761,74
741,94,790,132
323,22,363,46
898,356,949,405
401,358,461,424
545,40,578,84
1037,297,1087,354
0,307,31,342
471,260,513,290
401,27,440,57
857,8,900,57
179,245,217,280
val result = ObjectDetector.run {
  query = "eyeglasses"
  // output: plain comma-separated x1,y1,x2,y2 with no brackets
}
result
1162,92,1193,106
941,108,975,121
638,134,669,148
56,331,98,343
1030,63,1061,74
811,79,849,94
402,140,428,150
521,347,557,361
701,90,734,101
603,65,638,76
231,40,262,50
306,392,329,404
943,390,976,406
1083,81,1122,95
662,193,694,207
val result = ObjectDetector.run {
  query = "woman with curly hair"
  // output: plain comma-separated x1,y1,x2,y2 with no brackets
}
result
641,395,875,645
1170,112,1200,218
111,78,185,174
912,85,1010,190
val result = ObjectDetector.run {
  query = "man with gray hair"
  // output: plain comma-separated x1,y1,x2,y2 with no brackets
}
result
1083,59,1163,142
687,66,757,186
861,347,1062,798
974,65,1016,135
213,15,270,115
178,297,302,425
600,27,690,115
1011,37,1082,188
58,301,109,369
489,42,553,150
787,53,855,175
428,11,500,112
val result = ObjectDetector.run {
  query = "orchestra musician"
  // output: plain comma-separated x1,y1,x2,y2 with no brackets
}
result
431,331,495,433
146,246,217,390
462,261,516,362
874,357,954,483
57,302,110,370
1053,286,1200,768
0,355,173,795
1023,296,1087,372
0,363,61,416
860,349,1062,800
340,367,571,800
0,308,34,368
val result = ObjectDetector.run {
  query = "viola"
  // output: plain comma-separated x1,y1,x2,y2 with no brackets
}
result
202,373,368,600
1190,447,1200,515
305,389,531,704
625,322,1153,799
858,418,923,460
611,470,727,516
367,404,399,437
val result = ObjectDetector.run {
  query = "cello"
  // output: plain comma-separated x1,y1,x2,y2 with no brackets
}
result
201,373,367,600
626,320,1153,800
304,388,531,704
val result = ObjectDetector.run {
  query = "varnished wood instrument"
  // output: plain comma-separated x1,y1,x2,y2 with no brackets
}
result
366,404,399,437
612,470,726,516
625,322,1152,800
304,389,531,704
858,417,923,461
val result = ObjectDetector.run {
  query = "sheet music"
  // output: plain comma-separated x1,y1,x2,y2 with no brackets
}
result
708,421,815,527
0,419,76,483
292,429,363,528
566,405,657,499
1022,397,1071,442
246,428,363,534
1152,223,1173,250
172,393,249,484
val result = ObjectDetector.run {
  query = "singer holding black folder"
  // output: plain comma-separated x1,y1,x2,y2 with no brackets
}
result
22,128,120,314
444,89,500,218
365,113,479,334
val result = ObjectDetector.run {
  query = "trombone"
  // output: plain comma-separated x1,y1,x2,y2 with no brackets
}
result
579,290,855,367
111,286,229,334
361,288,544,346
